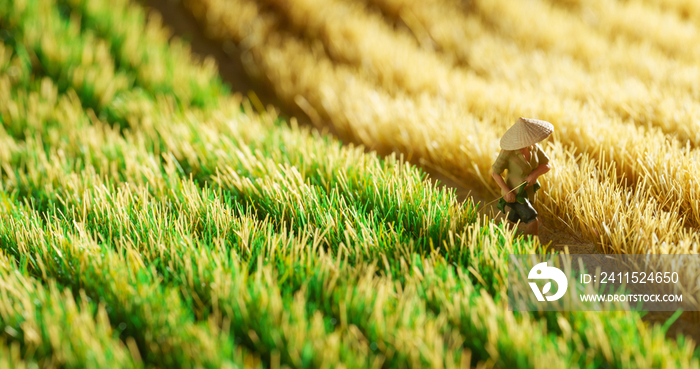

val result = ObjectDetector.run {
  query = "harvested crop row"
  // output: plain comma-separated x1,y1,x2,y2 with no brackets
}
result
546,0,700,63
638,0,700,23
366,0,700,146
244,0,700,210
247,0,700,152
471,0,700,143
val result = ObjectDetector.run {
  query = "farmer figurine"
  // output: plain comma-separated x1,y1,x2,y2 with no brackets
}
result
491,117,553,237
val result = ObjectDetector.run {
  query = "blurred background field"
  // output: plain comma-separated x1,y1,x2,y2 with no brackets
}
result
1,0,700,367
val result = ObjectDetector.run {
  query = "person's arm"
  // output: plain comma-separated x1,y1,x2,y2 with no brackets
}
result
491,150,516,202
492,172,516,203
525,145,552,186
492,171,511,193
525,163,551,185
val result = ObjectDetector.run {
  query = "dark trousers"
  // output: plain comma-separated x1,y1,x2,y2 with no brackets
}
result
505,199,538,224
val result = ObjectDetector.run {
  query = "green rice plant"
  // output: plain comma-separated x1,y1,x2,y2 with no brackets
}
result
61,0,229,109
0,59,479,264
0,86,484,286
0,83,473,366
0,197,260,369
0,190,456,368
0,37,32,88
0,53,59,138
0,342,34,369
0,0,131,113
0,0,230,139
0,251,142,368
0,185,558,368
0,5,135,133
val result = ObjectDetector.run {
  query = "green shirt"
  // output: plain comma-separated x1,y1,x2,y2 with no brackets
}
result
491,144,550,203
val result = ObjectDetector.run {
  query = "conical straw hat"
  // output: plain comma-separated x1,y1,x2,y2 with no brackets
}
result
499,117,554,150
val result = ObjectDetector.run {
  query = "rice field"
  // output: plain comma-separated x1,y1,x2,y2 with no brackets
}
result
1,0,699,367
183,0,700,256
